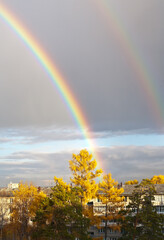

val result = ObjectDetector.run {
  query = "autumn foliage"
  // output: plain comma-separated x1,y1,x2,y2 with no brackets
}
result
11,182,46,240
69,149,103,203
1,150,164,240
125,179,139,185
151,175,164,184
125,175,164,185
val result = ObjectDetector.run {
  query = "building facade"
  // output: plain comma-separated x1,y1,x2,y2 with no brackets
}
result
87,184,164,240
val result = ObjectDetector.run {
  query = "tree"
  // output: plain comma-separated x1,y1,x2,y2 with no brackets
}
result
140,178,152,186
120,184,164,240
97,173,124,240
69,149,103,203
69,149,103,239
11,182,46,240
151,175,164,184
33,177,91,240
125,180,138,185
140,186,164,239
140,175,164,185
119,185,144,240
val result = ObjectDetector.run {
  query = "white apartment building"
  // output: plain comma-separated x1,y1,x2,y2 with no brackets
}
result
7,182,19,190
87,184,164,240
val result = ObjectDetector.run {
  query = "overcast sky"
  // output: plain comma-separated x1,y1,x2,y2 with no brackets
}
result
0,0,164,186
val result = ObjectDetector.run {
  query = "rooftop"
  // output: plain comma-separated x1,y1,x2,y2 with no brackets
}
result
123,184,164,196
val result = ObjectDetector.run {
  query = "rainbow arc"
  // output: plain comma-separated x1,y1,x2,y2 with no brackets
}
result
94,0,164,128
0,3,102,169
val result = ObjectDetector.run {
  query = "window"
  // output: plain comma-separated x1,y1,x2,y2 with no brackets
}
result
156,205,164,213
155,195,164,203
98,228,105,233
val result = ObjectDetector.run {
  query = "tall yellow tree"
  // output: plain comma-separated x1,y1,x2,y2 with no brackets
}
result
69,149,103,203
97,173,124,240
11,182,46,240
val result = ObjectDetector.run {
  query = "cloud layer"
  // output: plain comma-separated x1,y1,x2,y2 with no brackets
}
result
0,0,163,131
0,0,164,186
0,146,164,186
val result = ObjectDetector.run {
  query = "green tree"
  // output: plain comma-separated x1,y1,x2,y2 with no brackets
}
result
120,184,164,240
140,178,152,186
33,177,91,240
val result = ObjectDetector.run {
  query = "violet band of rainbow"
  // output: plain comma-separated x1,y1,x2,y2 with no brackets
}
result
94,0,164,129
0,3,102,170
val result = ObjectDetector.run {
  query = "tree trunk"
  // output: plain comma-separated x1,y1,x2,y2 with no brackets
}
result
104,202,107,240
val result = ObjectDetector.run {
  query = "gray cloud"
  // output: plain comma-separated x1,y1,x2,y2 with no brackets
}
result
0,0,163,132
0,146,164,187
0,0,164,186
0,127,161,147
0,138,12,143
98,146,164,182
0,150,72,187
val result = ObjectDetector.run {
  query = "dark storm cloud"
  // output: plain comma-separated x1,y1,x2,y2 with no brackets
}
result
0,0,164,186
0,0,163,132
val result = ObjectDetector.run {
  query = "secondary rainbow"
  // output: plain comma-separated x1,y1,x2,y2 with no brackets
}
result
94,0,164,128
0,3,102,169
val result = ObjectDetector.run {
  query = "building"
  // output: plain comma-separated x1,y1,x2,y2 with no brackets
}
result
87,184,164,240
123,184,164,211
7,182,19,190
0,189,13,240
0,183,164,239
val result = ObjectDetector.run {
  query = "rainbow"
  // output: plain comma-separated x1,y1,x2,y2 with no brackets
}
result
0,3,102,169
94,0,164,128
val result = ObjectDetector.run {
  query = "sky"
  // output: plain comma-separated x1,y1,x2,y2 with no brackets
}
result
0,0,164,186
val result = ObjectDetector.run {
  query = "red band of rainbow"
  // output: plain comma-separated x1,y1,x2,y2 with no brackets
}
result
0,3,102,169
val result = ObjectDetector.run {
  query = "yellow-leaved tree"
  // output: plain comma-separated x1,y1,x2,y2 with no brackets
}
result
151,175,164,184
97,173,124,240
11,182,46,240
69,149,103,203
125,179,139,185
69,149,103,239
